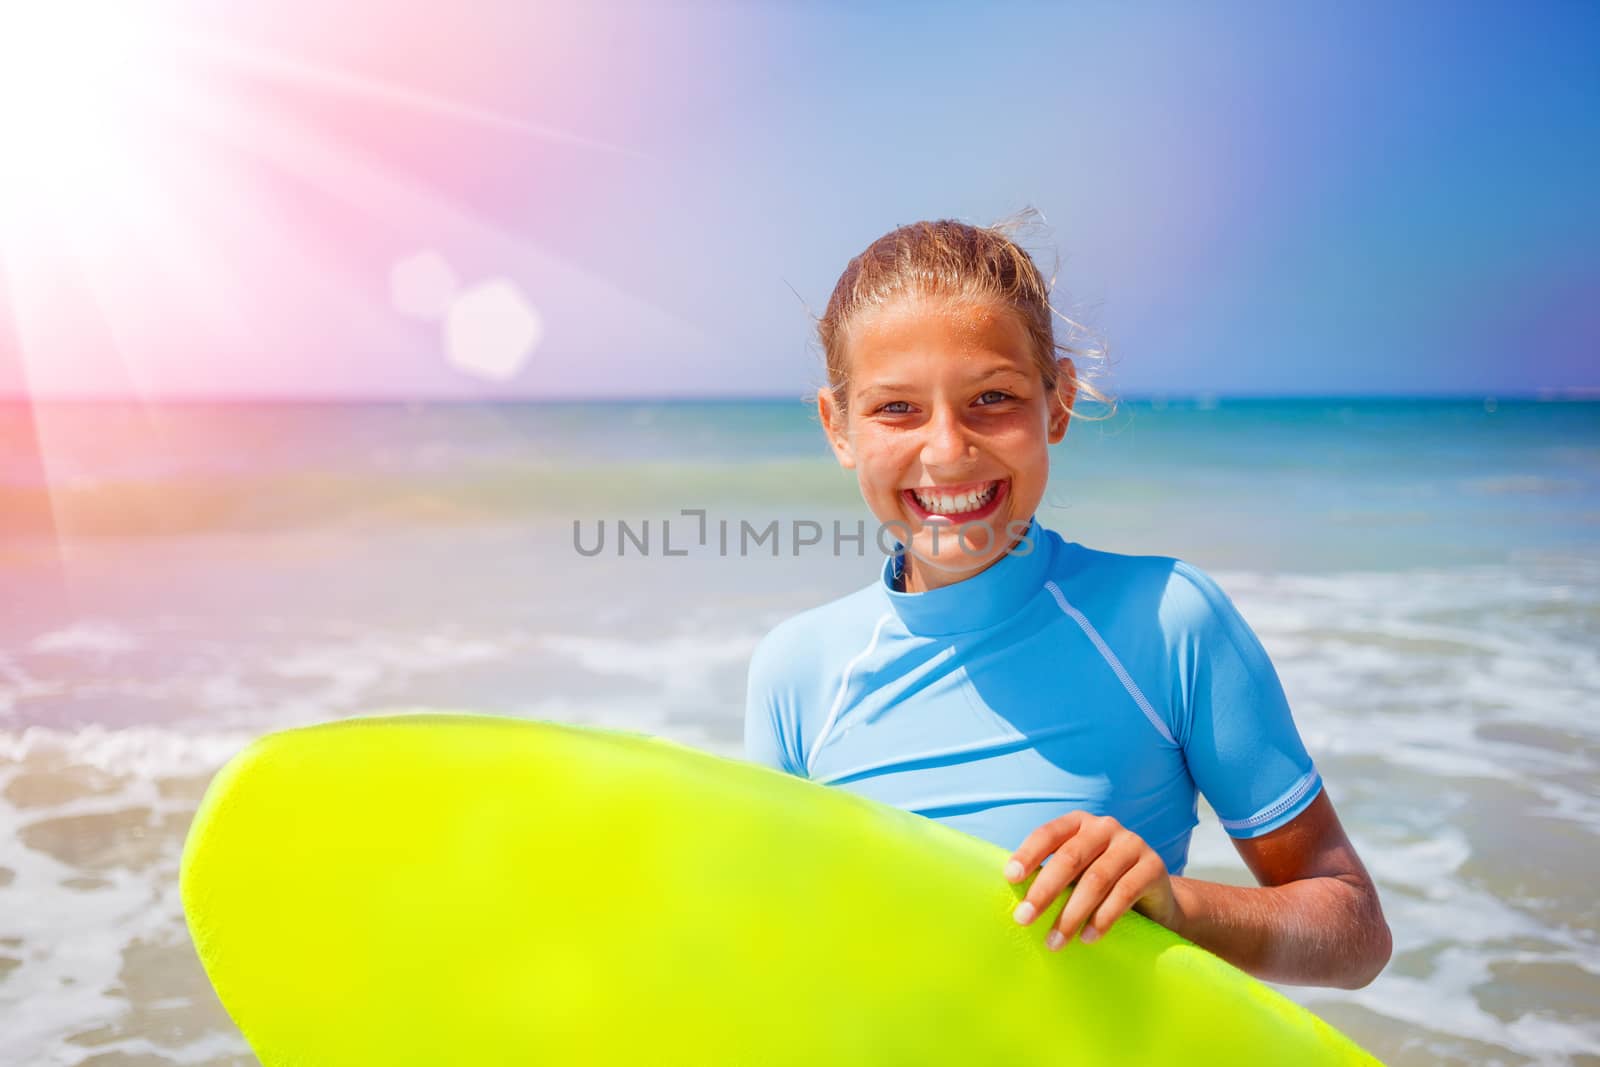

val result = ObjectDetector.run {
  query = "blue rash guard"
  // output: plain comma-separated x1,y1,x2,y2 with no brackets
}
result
743,516,1322,876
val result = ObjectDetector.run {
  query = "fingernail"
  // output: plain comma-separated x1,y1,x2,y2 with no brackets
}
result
1080,926,1100,944
1003,860,1024,882
1046,930,1065,951
1013,901,1036,925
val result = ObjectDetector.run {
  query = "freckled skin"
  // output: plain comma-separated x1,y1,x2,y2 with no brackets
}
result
818,296,1074,594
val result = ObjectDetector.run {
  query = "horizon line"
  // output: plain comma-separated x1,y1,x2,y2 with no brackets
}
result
1,388,1597,405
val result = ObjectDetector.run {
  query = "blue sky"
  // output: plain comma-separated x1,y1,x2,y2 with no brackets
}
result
0,0,1595,398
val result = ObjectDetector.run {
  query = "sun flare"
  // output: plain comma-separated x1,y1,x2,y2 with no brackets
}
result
0,3,175,220
0,2,675,404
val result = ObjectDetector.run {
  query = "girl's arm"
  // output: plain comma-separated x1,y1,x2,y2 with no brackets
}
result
1004,791,1392,990
1166,790,1391,989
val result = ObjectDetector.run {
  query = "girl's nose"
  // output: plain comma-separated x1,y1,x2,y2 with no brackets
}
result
920,406,975,468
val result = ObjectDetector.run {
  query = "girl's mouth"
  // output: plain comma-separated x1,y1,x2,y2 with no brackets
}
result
901,478,1008,524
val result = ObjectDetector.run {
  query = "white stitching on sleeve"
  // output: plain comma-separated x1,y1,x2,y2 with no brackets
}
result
1218,769,1321,832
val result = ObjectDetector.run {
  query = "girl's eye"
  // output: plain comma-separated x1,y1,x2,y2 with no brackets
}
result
976,390,1013,406
876,401,913,415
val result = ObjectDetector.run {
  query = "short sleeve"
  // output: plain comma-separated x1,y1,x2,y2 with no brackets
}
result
1164,561,1323,839
744,629,805,777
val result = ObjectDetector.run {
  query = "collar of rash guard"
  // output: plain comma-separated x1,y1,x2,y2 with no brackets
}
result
879,515,1055,636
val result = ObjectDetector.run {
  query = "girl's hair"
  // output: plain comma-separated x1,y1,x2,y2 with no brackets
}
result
815,209,1115,420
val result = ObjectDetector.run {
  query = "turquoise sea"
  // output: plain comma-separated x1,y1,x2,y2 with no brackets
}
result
1,397,1598,1065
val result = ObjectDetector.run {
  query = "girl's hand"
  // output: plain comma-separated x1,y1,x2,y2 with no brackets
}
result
1004,811,1181,950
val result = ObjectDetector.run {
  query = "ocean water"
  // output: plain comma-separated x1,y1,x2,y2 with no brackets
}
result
1,397,1597,1065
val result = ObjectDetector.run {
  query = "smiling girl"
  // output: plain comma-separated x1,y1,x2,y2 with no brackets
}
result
745,216,1391,988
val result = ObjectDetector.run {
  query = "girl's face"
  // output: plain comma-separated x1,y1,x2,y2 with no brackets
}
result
819,297,1073,593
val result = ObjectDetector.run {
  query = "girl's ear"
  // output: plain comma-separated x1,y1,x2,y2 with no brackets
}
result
817,387,857,469
1048,357,1077,444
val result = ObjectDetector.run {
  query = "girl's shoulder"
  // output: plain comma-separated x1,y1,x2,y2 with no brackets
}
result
1052,539,1254,646
1052,542,1283,749
748,582,890,687
746,584,897,776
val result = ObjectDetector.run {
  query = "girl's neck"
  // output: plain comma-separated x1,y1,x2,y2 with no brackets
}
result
897,527,1032,594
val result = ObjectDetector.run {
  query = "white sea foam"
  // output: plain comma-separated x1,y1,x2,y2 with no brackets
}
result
0,728,240,1065
1170,560,1600,1062
28,621,142,657
269,630,508,704
0,651,58,721
537,631,759,695
0,723,254,780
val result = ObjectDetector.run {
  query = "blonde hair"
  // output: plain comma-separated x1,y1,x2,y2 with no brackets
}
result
815,209,1115,420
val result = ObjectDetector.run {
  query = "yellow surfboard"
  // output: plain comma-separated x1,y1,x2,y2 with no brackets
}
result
180,711,1380,1065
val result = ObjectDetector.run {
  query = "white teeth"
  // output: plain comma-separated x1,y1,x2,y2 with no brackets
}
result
911,482,998,515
